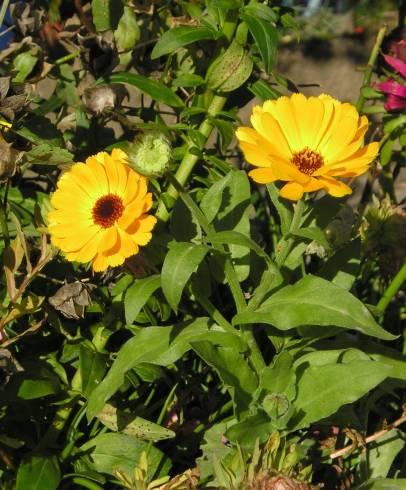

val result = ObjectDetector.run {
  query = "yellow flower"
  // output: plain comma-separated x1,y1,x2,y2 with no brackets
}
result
48,149,156,272
236,93,379,200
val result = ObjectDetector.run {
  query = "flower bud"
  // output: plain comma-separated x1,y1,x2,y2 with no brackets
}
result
127,131,171,177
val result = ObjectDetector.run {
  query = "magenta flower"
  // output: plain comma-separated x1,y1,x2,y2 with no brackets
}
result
375,54,406,111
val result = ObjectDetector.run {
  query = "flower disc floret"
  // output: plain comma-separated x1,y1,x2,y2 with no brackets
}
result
48,148,157,272
236,93,379,200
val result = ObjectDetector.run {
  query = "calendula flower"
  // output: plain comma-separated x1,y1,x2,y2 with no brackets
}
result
236,93,379,200
48,149,156,272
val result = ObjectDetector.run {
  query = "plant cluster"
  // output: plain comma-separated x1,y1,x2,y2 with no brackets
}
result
0,1,405,489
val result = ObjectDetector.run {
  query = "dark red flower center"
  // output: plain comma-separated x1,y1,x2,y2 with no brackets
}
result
92,194,124,228
292,147,324,175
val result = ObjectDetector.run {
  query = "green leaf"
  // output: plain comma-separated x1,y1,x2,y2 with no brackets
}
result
266,184,292,235
16,455,60,490
201,170,251,281
191,341,258,415
102,73,184,108
114,6,140,51
92,0,123,31
80,433,169,478
312,337,406,382
161,242,209,312
320,239,361,290
380,137,395,166
80,345,107,397
291,226,330,250
172,73,205,87
151,26,217,59
125,274,161,324
96,403,175,441
206,40,253,92
233,275,395,340
86,319,246,419
23,143,74,166
226,411,271,447
206,230,272,266
5,374,60,400
355,479,406,489
13,51,37,83
367,430,405,479
259,351,295,399
16,115,63,146
249,79,282,101
240,12,278,74
209,0,242,8
289,360,392,430
244,3,278,22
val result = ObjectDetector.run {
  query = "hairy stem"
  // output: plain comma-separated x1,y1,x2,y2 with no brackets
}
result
156,94,227,222
275,199,305,268
356,25,387,113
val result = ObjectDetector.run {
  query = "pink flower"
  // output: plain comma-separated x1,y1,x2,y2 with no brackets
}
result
375,54,406,111
384,93,406,110
383,54,406,78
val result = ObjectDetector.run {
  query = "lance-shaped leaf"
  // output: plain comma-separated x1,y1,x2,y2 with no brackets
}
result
96,403,175,441
86,319,246,419
101,73,184,108
151,26,217,59
233,275,395,340
289,360,392,430
161,242,209,312
125,274,161,324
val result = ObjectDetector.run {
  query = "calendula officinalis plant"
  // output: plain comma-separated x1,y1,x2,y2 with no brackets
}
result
0,1,405,489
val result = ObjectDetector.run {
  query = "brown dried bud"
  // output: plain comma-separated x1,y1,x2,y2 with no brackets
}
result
83,84,127,115
247,474,320,490
49,281,94,319
0,136,19,181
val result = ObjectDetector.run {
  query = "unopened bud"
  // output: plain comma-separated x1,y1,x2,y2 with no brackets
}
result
127,131,171,177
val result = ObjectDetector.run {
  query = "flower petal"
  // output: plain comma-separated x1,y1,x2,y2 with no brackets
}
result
249,167,277,184
279,181,304,200
318,176,352,197
383,54,406,78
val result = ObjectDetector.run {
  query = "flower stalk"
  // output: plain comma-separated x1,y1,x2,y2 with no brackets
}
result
165,172,265,372
356,25,388,113
156,94,227,222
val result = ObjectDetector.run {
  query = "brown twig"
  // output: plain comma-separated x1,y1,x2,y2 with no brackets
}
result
328,412,406,460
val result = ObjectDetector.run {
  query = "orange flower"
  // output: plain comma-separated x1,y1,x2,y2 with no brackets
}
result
48,149,156,272
236,93,379,200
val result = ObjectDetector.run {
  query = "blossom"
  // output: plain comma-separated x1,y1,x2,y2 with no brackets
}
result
236,94,379,200
48,149,156,272
375,54,406,111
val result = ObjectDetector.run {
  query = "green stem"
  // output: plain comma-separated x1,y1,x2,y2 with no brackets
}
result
156,94,227,222
195,291,235,334
377,261,406,313
0,0,10,29
165,173,265,372
356,25,387,113
275,199,305,268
